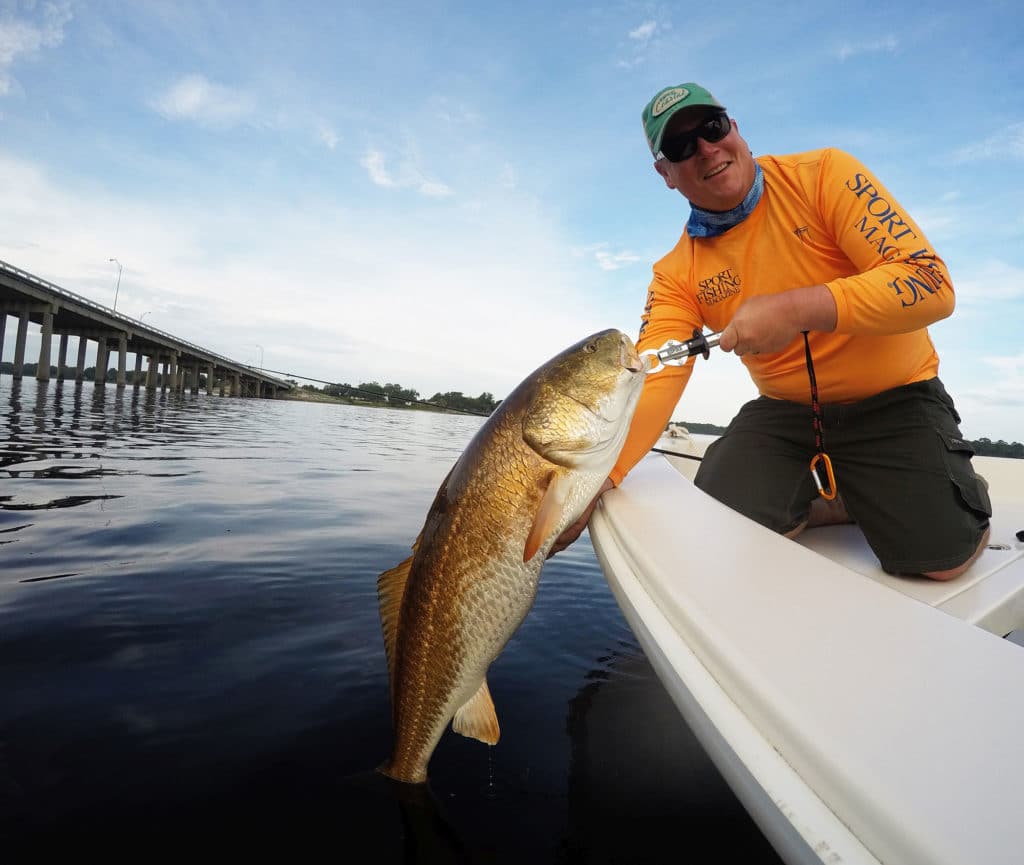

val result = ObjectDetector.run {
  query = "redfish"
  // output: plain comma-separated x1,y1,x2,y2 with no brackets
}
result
377,329,647,783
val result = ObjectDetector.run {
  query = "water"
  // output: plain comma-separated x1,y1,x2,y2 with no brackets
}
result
1,377,781,862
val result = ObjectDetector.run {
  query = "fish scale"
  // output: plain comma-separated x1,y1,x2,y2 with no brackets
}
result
376,329,647,784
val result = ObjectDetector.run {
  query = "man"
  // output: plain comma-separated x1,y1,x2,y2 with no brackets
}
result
553,82,991,580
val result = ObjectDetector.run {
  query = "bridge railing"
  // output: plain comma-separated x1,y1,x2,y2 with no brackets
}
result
0,258,284,382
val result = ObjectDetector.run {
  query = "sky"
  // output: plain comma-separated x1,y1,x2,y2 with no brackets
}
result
0,0,1021,442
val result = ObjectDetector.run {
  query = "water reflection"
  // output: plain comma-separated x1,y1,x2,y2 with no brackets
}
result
0,376,780,863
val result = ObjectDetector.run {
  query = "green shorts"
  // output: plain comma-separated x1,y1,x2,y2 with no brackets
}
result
693,378,992,574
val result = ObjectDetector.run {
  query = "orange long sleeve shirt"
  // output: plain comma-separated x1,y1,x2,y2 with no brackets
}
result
610,147,954,486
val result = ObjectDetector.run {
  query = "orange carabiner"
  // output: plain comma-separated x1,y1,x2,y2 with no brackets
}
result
809,452,837,501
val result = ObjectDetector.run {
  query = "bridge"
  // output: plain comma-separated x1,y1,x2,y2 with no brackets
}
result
0,259,291,398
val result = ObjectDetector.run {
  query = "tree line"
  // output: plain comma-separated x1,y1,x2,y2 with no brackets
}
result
316,380,499,415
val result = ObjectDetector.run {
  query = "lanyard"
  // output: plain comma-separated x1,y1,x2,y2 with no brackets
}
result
803,331,838,501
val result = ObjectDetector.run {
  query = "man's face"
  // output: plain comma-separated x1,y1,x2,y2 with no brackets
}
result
654,109,756,212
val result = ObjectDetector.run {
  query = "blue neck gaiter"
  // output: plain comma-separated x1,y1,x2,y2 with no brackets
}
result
686,162,764,239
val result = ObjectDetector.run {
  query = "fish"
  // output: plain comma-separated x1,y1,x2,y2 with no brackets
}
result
376,328,648,784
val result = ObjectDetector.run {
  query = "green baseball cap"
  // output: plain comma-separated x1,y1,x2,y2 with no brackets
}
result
642,83,726,156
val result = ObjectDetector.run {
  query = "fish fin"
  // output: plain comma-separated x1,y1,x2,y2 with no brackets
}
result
452,678,500,745
377,554,415,697
523,470,569,562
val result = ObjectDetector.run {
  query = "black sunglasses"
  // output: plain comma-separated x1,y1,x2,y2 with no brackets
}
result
658,112,732,163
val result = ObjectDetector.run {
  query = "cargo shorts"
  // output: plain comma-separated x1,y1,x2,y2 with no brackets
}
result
693,378,992,574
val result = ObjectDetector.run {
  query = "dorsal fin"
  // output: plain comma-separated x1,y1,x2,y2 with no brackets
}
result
377,550,415,699
523,471,570,562
452,677,500,745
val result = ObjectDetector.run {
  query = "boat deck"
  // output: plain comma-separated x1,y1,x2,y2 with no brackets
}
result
592,439,1024,865
659,438,1024,636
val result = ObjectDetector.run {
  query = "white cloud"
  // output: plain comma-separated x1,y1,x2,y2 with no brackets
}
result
417,179,453,198
0,0,72,95
0,149,613,403
318,126,339,150
836,35,898,61
360,149,396,187
584,244,642,272
618,18,669,68
952,121,1024,162
629,20,657,42
151,74,255,127
359,148,452,198
951,259,1024,304
947,352,1024,442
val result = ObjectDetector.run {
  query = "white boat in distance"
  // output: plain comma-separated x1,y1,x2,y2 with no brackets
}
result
589,432,1024,865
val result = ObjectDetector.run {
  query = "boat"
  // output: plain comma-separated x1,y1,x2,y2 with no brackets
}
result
588,431,1024,865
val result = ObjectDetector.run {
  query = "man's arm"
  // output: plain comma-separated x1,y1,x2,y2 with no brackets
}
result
818,148,954,335
719,284,837,356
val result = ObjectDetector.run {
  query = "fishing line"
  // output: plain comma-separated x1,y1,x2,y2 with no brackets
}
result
260,369,704,455
259,367,491,417
650,447,703,462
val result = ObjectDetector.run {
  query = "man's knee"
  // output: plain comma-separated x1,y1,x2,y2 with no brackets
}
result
920,527,991,581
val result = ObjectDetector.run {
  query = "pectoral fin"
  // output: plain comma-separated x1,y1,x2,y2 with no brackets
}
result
452,677,500,745
523,470,570,562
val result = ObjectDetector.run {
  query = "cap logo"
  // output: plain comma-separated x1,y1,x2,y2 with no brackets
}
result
651,87,689,117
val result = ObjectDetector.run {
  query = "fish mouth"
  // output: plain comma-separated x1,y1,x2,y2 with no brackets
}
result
621,336,647,373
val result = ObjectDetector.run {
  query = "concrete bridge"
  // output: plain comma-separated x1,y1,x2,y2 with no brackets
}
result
0,259,291,398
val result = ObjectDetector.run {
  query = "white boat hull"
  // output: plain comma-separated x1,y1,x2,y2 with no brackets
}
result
590,442,1024,865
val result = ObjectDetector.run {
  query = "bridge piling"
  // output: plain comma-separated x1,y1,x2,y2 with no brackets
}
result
36,310,53,381
13,311,28,380
75,337,87,382
94,340,108,385
116,333,127,388
57,333,69,380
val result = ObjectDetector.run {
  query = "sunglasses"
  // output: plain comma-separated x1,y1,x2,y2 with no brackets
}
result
658,112,732,163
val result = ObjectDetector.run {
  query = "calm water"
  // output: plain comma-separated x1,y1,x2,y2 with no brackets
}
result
0,377,781,862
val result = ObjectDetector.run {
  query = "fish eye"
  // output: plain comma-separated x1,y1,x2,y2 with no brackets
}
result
584,341,597,353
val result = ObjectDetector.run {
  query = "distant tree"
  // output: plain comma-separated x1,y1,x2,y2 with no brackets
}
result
468,392,499,414
323,382,352,398
356,381,386,401
382,382,419,405
971,438,1024,459
425,391,497,415
667,419,728,436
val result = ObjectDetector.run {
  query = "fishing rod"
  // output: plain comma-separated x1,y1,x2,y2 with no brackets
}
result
258,367,492,416
650,446,703,462
263,328,725,448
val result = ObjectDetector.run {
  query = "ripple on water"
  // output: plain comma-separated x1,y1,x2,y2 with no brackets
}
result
0,377,781,863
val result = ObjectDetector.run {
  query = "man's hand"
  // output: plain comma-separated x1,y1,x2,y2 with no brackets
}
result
547,477,615,559
719,285,837,357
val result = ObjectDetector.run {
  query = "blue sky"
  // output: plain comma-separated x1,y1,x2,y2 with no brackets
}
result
1,0,1021,442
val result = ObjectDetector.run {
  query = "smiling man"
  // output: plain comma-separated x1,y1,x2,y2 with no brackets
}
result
552,82,991,582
